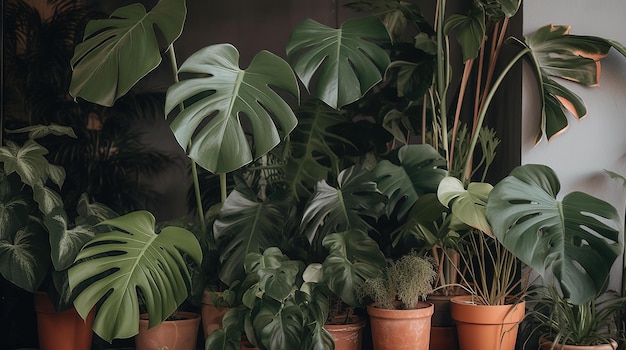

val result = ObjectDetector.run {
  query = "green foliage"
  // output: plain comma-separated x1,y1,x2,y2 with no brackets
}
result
487,164,622,305
526,285,626,347
68,210,202,342
361,252,436,309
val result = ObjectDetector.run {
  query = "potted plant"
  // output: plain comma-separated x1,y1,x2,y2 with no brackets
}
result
359,251,437,350
0,124,120,350
525,285,625,350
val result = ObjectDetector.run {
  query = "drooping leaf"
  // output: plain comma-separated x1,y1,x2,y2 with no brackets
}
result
437,176,493,236
165,44,299,174
44,207,95,271
0,222,50,292
6,124,77,140
69,0,186,106
523,25,614,142
68,210,202,342
32,184,63,216
487,164,621,304
301,166,387,244
286,17,390,109
374,144,447,220
322,230,386,306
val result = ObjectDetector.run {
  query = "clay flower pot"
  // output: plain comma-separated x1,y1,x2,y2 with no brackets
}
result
450,295,525,350
201,290,229,339
34,291,94,350
366,301,434,350
135,311,201,350
539,338,618,350
325,315,366,350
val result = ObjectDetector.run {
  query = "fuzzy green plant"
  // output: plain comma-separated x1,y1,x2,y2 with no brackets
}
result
361,252,436,310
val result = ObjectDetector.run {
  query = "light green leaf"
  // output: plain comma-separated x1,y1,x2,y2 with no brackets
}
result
70,0,186,106
44,207,94,271
6,124,77,139
286,17,390,109
437,176,493,236
32,184,63,216
166,44,299,174
69,210,202,342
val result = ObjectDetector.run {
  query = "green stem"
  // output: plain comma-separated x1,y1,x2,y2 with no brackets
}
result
168,44,206,232
461,48,530,184
436,0,449,164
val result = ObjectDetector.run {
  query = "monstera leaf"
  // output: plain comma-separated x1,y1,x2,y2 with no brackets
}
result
374,144,447,221
444,3,486,62
522,25,626,143
68,210,202,342
301,166,387,244
286,16,390,109
69,0,186,106
321,230,386,306
165,44,300,174
214,190,292,286
487,164,621,305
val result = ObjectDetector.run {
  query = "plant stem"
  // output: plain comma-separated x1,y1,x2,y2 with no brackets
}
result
167,44,206,233
436,0,449,165
461,47,530,183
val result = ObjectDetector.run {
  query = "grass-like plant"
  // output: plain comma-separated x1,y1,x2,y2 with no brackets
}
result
361,252,436,310
525,285,626,348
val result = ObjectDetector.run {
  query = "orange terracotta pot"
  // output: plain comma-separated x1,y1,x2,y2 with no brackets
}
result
450,296,525,350
135,311,201,350
34,291,94,350
366,301,434,350
201,290,229,339
539,338,618,350
428,293,460,350
325,316,366,350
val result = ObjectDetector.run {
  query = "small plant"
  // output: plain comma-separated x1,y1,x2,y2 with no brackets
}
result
525,285,626,348
361,252,436,310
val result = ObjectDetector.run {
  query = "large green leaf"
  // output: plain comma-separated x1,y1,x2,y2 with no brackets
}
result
253,302,305,350
68,210,202,342
69,0,186,106
165,44,299,174
487,164,621,304
437,176,493,236
523,25,614,142
321,230,386,306
301,166,387,244
214,190,291,286
286,17,390,109
374,144,447,220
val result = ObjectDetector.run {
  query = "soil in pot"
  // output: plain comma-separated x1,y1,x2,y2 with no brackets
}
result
366,301,434,350
135,311,201,350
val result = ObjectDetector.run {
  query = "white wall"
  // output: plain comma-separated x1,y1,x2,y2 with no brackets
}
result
522,0,626,292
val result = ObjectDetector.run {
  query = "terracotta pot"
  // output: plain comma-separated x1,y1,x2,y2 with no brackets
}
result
34,291,94,350
450,295,525,350
135,311,201,350
427,293,460,350
325,315,366,350
539,338,618,350
366,301,434,350
201,290,229,339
